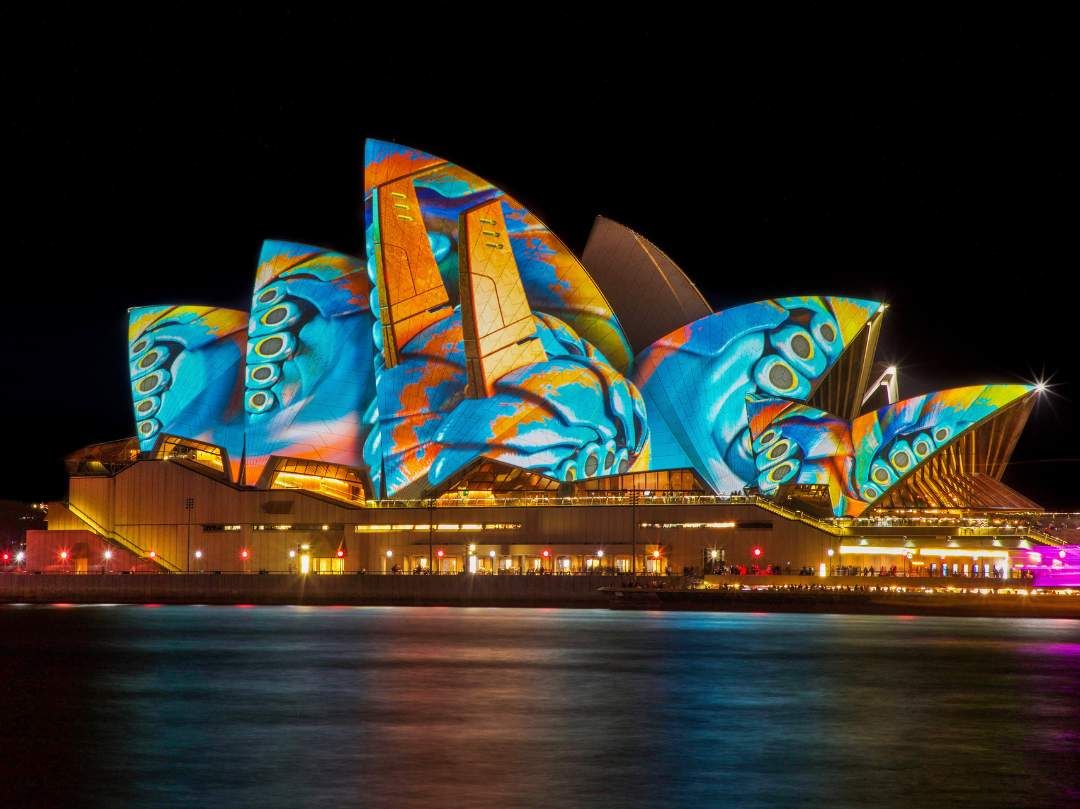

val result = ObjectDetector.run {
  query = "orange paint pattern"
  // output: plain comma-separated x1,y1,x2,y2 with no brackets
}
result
129,306,248,342
365,150,445,195
374,179,452,365
460,200,547,397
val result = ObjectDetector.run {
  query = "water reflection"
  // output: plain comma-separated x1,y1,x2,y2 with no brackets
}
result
1,607,1077,808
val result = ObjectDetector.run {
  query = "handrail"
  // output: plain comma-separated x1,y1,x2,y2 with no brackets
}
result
371,492,846,534
745,497,843,535
1016,526,1068,547
843,522,1067,546
63,501,181,572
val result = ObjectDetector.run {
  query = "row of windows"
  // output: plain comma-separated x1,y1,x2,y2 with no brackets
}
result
202,524,341,532
201,521,770,533
354,523,522,533
638,521,773,530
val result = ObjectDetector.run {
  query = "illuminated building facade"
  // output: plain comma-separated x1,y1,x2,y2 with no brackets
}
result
26,140,1066,576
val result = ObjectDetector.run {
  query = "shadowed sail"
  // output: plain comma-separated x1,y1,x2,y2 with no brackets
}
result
581,215,712,357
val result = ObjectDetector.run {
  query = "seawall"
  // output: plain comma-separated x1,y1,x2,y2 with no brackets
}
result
0,573,643,607
2,574,1079,617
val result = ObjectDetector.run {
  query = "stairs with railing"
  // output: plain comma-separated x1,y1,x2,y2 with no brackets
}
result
63,500,180,572
1020,526,1069,547
749,497,843,535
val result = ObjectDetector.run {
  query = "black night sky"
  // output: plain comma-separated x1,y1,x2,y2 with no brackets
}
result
6,11,1075,507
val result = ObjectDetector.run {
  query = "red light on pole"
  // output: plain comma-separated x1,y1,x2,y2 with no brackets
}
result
59,550,69,560
149,550,156,559
2,553,9,562
436,549,445,558
336,549,344,558
240,549,249,560
542,549,550,558
752,546,763,558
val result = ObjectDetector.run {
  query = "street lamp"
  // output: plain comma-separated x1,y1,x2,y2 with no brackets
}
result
428,497,435,574
184,497,195,572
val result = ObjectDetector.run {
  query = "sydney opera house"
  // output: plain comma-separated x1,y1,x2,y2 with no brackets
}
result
25,140,1065,576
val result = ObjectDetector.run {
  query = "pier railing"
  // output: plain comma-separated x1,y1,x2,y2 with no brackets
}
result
368,495,1063,542
370,493,845,534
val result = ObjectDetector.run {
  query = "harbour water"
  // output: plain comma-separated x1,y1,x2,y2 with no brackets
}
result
1,606,1077,808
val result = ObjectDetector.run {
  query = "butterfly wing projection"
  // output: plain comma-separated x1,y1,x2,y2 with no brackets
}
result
367,184,648,498
632,296,882,493
746,384,1036,515
128,305,248,480
363,139,634,375
243,241,377,489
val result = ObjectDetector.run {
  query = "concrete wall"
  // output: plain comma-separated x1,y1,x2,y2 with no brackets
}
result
0,573,670,606
49,460,837,575
24,529,155,573
2,575,1068,617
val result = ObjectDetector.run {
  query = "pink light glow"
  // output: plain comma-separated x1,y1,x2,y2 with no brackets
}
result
1030,544,1080,588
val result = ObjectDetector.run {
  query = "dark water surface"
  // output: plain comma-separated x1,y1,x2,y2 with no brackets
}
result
1,606,1077,809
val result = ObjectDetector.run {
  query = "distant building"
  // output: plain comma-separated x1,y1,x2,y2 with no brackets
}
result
0,500,46,565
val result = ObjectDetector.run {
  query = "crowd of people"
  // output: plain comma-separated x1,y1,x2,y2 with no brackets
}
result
830,566,901,577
